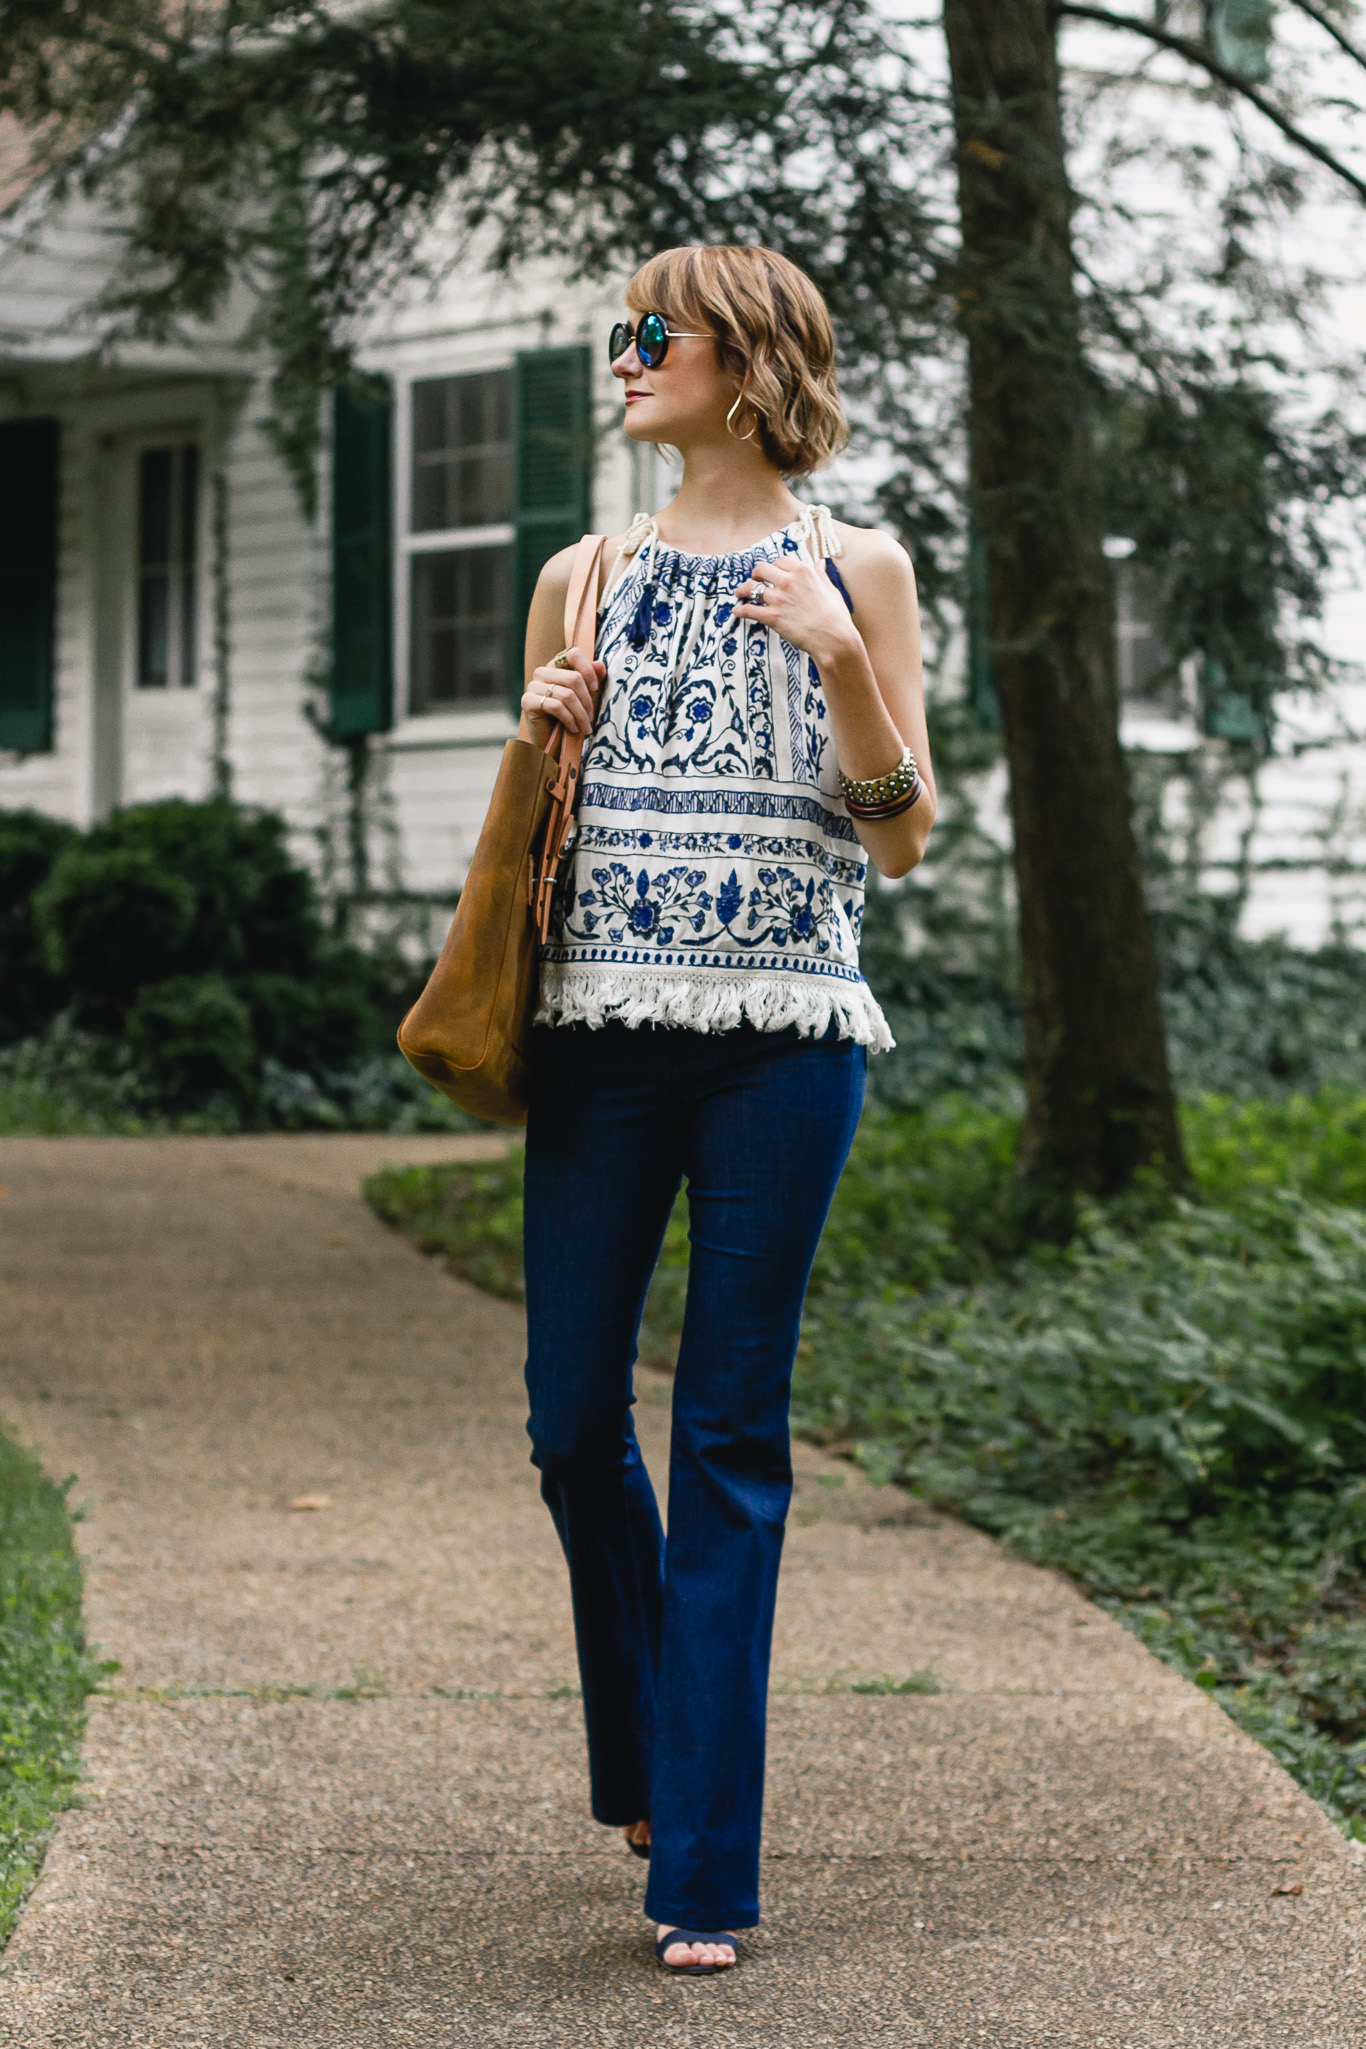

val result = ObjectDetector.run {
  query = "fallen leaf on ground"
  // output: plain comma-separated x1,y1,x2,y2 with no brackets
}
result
1270,1883,1302,1897
288,1495,332,1512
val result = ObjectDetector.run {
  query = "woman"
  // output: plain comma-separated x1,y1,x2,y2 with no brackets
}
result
518,244,935,1974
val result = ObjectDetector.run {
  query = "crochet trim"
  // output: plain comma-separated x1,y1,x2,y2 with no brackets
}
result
536,963,894,1052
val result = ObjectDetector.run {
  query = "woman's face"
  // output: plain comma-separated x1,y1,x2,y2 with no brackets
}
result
611,311,741,449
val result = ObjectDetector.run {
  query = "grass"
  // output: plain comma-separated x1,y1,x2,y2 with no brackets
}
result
846,1670,944,1696
0,1430,106,1944
366,1085,1366,1839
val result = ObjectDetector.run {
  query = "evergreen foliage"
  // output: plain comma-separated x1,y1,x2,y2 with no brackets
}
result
1099,381,1366,734
5,0,1359,644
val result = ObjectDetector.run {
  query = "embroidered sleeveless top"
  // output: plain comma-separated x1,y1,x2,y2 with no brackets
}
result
536,505,894,1052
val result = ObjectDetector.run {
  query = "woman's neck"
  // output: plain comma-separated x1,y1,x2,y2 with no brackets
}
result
653,438,803,555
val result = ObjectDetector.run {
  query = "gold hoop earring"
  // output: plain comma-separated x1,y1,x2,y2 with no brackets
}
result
725,390,757,443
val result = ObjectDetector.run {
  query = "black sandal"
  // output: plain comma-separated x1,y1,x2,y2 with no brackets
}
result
655,1928,738,1975
624,1825,650,1860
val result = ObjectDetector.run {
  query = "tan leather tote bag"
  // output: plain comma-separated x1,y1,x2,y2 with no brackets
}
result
396,532,607,1124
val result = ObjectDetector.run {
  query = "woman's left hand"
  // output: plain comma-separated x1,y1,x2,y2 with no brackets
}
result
731,559,861,668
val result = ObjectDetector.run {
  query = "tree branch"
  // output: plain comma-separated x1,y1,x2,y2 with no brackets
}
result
1054,3,1366,205
1285,0,1366,75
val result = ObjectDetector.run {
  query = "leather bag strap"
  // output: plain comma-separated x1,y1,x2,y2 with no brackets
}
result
533,532,607,941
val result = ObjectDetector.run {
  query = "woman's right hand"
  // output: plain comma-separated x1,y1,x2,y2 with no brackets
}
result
519,648,605,752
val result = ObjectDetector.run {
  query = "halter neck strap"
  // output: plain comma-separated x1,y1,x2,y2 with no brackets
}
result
795,503,842,562
618,505,840,569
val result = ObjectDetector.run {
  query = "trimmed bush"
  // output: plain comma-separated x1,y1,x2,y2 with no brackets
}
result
33,800,322,1022
35,848,197,1023
0,811,78,1044
0,797,451,1128
125,976,257,1113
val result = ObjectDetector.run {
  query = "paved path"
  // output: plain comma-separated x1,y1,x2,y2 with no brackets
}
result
0,1133,1362,2046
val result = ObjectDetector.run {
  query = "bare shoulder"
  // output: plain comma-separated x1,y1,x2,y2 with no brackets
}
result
532,543,577,606
534,532,633,605
831,520,916,588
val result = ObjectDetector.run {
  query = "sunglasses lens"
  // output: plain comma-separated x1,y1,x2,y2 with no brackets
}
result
608,322,632,365
637,312,668,367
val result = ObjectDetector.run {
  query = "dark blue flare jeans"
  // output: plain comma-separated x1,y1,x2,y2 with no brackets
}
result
522,1020,866,1932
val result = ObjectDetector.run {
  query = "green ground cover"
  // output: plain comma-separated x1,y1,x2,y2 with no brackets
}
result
0,1431,105,1943
366,1087,1366,1836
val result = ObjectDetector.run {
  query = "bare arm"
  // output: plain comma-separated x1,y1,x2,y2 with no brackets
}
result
731,526,936,879
516,535,630,751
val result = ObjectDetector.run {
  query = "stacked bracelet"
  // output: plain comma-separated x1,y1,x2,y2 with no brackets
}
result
839,745,923,821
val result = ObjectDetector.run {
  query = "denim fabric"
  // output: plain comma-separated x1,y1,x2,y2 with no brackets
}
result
523,1020,866,1930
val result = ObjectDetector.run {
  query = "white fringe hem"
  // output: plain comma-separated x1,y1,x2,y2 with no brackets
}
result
536,965,895,1053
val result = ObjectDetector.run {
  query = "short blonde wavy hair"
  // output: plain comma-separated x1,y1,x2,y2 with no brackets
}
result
625,245,849,476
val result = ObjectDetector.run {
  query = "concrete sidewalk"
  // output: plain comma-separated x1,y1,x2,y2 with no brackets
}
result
0,1133,1361,2045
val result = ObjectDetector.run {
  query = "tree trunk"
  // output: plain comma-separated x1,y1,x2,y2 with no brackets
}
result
942,0,1187,1225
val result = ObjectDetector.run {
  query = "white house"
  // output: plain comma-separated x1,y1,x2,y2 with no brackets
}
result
2,173,1364,948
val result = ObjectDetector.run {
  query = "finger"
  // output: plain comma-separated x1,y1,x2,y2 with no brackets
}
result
522,683,584,734
543,682,590,733
532,669,595,726
539,668,589,714
545,691,586,733
557,671,597,726
557,646,601,688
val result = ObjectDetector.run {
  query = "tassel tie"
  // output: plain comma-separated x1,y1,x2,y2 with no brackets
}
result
623,513,662,650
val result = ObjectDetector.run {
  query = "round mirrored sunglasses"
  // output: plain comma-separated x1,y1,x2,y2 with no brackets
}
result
608,311,708,369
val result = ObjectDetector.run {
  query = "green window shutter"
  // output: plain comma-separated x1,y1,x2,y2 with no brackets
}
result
331,377,393,738
1202,658,1265,745
0,418,60,753
511,346,592,709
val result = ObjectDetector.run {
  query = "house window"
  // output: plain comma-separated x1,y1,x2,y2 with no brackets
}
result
137,444,199,689
1110,550,1187,721
407,370,513,711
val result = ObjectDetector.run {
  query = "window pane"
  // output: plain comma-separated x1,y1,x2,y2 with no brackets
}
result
138,574,170,689
179,445,199,687
139,449,172,571
410,546,509,710
138,448,171,687
137,445,200,689
1115,560,1180,716
411,370,512,532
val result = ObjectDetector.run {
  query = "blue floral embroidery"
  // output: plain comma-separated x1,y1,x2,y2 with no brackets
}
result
565,860,839,956
544,516,888,1034
577,864,713,947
